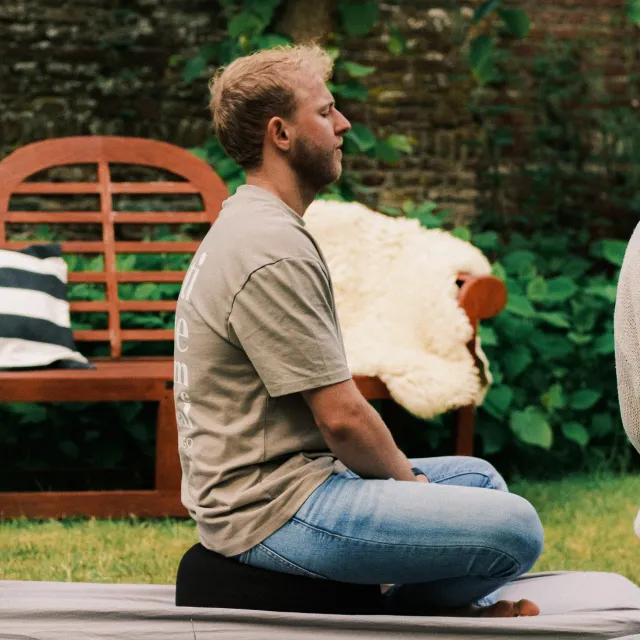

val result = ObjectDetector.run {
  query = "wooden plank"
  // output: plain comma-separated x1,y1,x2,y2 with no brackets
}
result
4,212,103,223
73,328,173,342
7,241,105,252
114,241,199,253
156,389,182,491
73,330,111,341
12,183,100,194
353,376,391,399
0,490,186,519
116,271,185,282
112,212,210,223
0,375,166,402
68,271,186,283
120,329,174,341
5,240,198,254
111,182,200,194
118,301,176,312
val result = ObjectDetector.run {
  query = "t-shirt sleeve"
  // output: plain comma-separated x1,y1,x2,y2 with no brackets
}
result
227,257,352,397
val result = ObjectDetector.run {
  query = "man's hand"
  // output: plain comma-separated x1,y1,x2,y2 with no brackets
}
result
415,475,430,483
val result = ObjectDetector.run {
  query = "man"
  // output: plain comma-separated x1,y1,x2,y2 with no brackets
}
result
174,43,543,617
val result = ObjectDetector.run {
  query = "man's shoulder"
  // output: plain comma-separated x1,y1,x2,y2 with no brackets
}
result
212,201,320,268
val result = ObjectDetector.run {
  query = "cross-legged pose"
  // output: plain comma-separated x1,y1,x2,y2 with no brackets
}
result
173,43,544,617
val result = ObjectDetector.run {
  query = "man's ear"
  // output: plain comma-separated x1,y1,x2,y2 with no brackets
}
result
266,116,291,153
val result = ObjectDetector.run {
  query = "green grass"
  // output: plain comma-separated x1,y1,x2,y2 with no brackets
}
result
1,473,639,584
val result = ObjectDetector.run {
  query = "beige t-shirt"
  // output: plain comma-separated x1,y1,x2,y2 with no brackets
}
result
173,185,351,557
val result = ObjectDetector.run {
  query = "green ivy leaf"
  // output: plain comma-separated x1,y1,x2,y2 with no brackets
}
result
537,311,571,329
341,61,377,77
468,35,492,68
386,134,413,153
246,0,282,23
387,25,407,55
591,413,613,438
563,256,591,279
328,80,369,102
133,283,158,300
570,389,602,411
593,332,614,354
530,333,573,360
339,0,380,37
502,250,537,277
374,140,400,163
479,420,506,455
526,276,548,301
345,123,377,153
546,276,578,302
510,407,553,449
601,239,627,267
506,294,536,318
542,383,565,410
502,344,533,378
483,384,513,418
567,332,592,345
562,422,590,447
452,227,471,242
492,262,507,280
254,34,291,50
468,36,496,84
473,231,500,252
189,147,209,162
10,403,47,424
584,282,617,303
478,325,498,346
626,0,640,25
228,11,265,39
183,56,206,82
473,0,503,23
497,8,530,38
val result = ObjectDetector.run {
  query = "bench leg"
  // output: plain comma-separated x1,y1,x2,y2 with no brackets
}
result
155,386,182,493
454,404,475,456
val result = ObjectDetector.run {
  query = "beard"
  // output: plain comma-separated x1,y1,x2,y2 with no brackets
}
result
289,134,341,192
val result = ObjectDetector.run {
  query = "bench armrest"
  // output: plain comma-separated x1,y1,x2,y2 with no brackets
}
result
456,273,507,326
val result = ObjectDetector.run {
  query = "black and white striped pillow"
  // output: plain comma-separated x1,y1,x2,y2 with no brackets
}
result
0,244,93,370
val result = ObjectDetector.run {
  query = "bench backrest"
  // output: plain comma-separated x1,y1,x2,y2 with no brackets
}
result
0,136,229,358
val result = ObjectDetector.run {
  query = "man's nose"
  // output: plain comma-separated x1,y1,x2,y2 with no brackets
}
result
335,110,351,135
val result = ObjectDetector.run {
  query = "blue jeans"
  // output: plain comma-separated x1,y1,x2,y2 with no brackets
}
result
234,456,544,610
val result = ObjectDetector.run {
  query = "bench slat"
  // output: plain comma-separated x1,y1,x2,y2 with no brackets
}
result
112,212,210,223
111,182,200,194
13,182,100,193
5,212,103,223
70,301,177,312
5,241,200,253
67,271,186,283
12,182,200,195
5,212,211,224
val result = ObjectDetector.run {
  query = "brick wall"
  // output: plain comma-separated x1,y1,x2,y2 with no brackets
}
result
0,0,636,220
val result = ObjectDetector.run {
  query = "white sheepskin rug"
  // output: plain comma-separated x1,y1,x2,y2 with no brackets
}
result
305,199,493,420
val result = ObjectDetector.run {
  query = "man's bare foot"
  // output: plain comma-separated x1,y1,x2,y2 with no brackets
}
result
440,599,540,618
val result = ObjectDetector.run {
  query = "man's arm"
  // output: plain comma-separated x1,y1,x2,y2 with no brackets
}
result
302,379,429,482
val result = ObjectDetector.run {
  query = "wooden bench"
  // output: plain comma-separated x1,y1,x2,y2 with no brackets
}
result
0,136,507,520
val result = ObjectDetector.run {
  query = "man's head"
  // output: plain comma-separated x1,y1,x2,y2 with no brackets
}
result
209,44,351,191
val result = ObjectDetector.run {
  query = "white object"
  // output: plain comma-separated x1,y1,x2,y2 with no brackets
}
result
305,200,493,419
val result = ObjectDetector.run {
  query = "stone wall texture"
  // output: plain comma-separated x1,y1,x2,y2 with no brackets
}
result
0,0,637,219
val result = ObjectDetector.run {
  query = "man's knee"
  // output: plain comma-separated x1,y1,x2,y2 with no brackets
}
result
462,456,509,492
493,494,544,576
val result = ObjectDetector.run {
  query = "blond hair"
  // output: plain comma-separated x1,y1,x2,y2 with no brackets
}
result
208,44,334,170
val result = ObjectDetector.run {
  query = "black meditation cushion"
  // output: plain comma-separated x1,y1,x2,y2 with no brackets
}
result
176,543,383,614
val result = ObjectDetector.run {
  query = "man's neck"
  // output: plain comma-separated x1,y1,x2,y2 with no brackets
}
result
245,171,316,217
